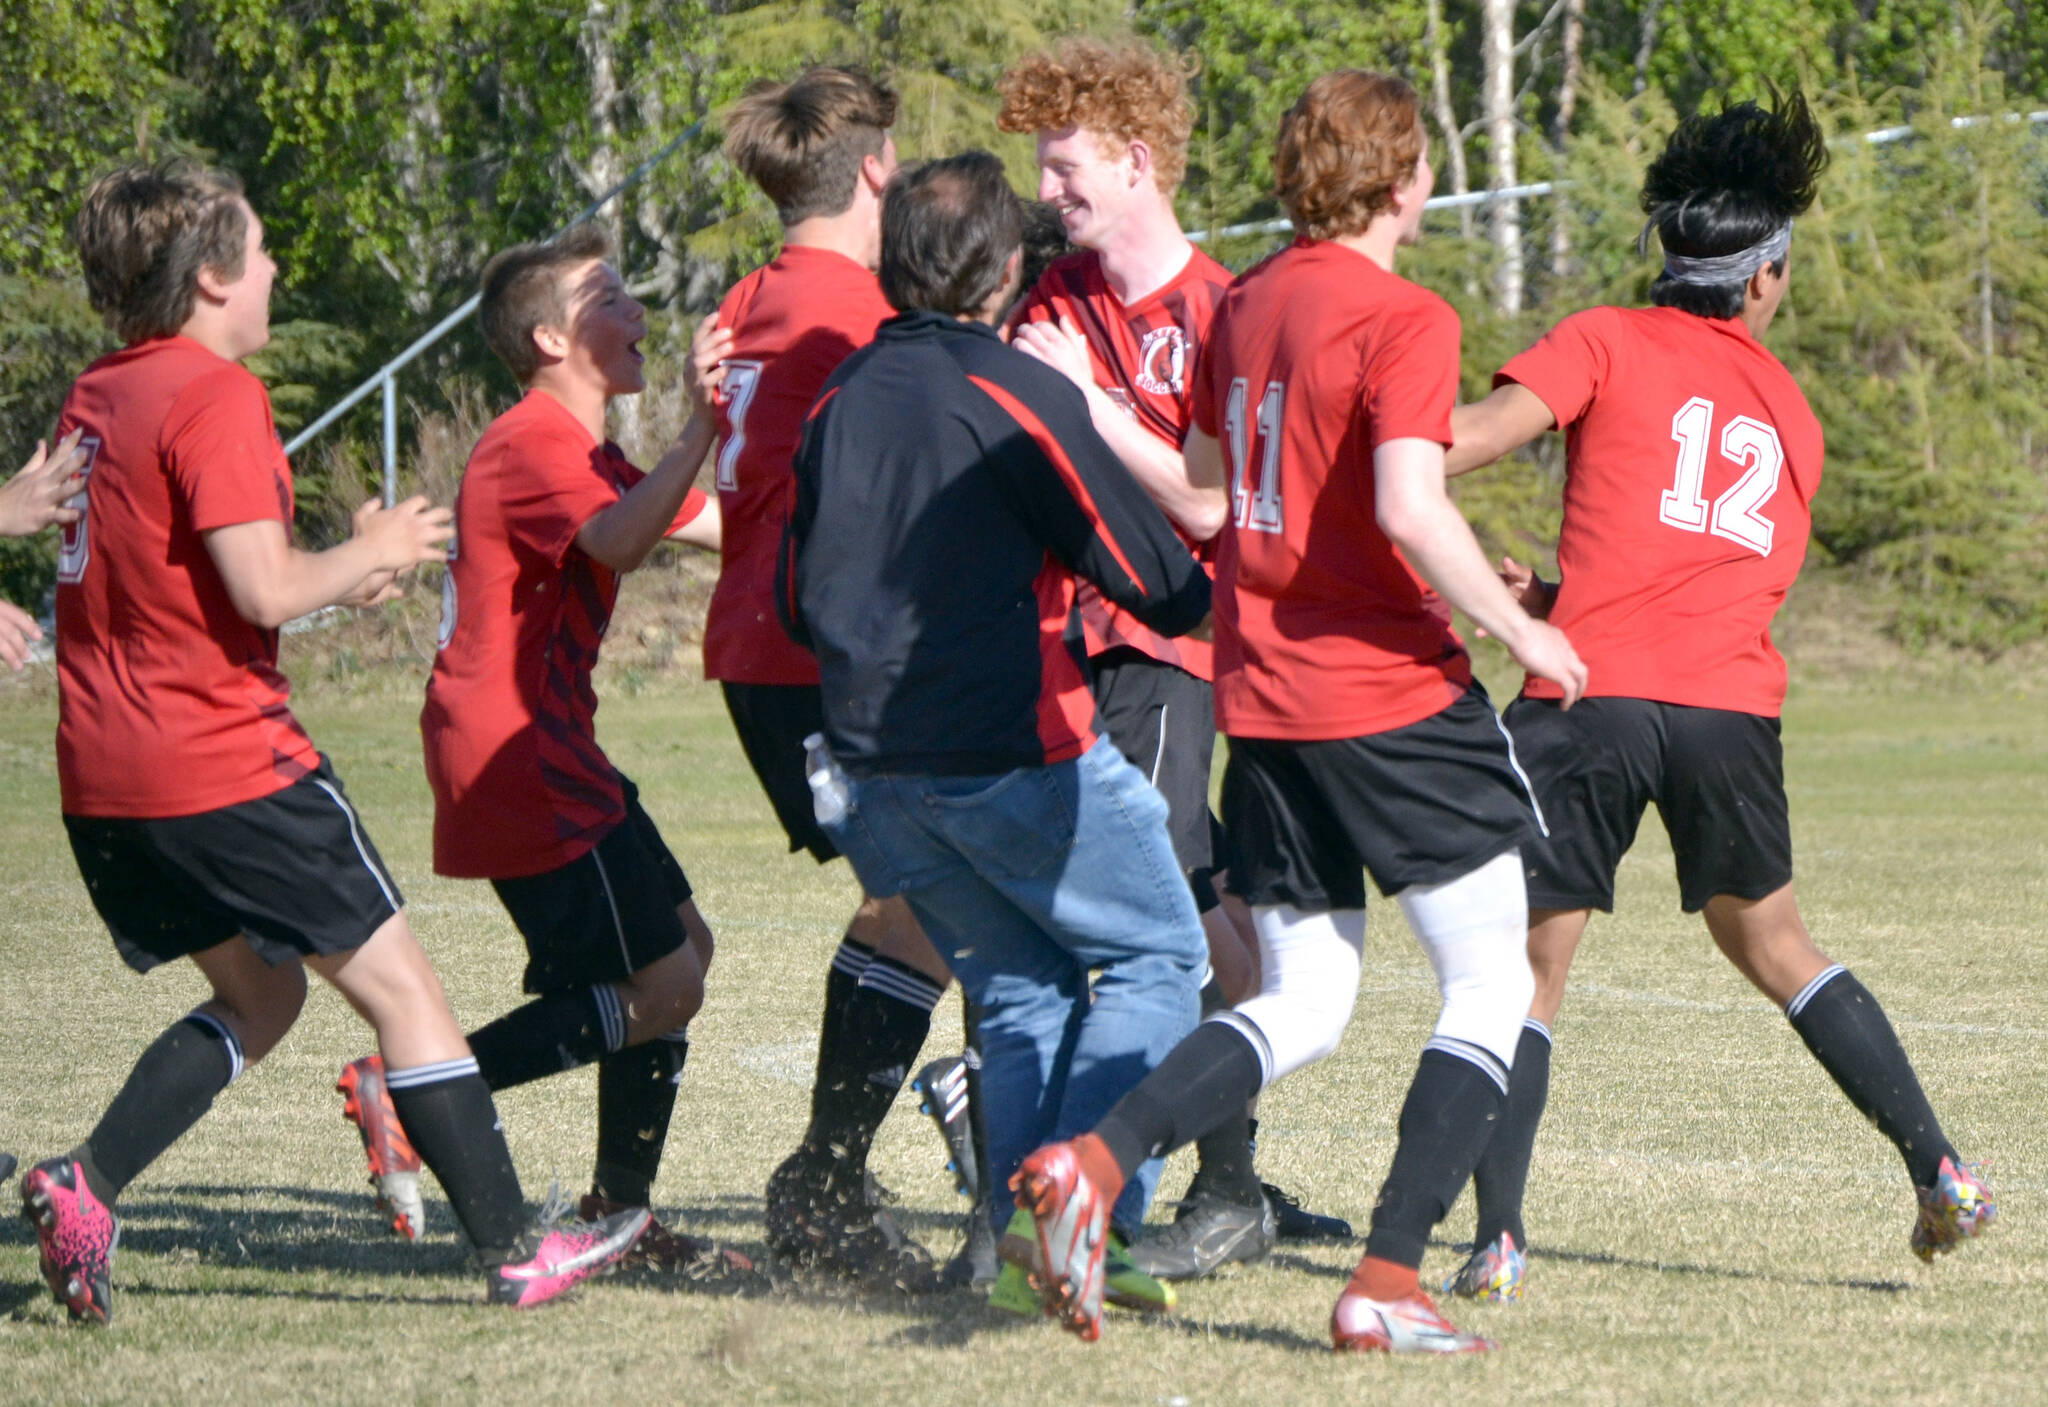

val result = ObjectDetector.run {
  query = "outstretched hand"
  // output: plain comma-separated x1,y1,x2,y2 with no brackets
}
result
0,599,41,672
1498,556,1556,619
0,428,90,538
1508,619,1588,708
686,315,736,416
352,495,453,575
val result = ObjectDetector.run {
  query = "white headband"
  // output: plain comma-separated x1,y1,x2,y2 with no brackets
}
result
1652,219,1795,286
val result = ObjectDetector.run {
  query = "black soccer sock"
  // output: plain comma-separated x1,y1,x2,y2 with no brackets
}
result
592,1028,688,1207
1364,1046,1510,1270
1471,1019,1553,1249
1179,976,1262,1205
1094,1020,1266,1183
801,939,876,1143
76,1011,243,1206
808,955,943,1168
466,985,627,1092
1785,965,1957,1186
386,1057,529,1262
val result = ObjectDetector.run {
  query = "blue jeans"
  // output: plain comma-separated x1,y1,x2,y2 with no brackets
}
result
822,735,1205,1232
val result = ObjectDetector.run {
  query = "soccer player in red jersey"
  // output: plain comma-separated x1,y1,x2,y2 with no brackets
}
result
0,430,89,671
335,222,737,1272
26,162,647,1324
705,67,954,1289
1441,91,1992,1303
1008,71,1587,1352
997,38,1348,1284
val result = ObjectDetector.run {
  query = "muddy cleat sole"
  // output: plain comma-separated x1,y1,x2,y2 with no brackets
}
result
1332,1286,1495,1354
337,1055,425,1241
913,1055,980,1200
489,1203,649,1308
21,1158,119,1325
1126,1193,1275,1281
578,1194,753,1274
1442,1230,1526,1302
1911,1157,1996,1263
1010,1144,1110,1341
1264,1181,1352,1241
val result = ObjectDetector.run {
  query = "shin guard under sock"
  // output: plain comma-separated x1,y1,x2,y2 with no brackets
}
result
802,939,876,1138
467,986,626,1092
1364,1048,1509,1269
1786,965,1957,1186
808,956,942,1166
386,1058,528,1261
1471,1020,1552,1248
1094,1020,1266,1185
593,1029,688,1207
78,1011,244,1205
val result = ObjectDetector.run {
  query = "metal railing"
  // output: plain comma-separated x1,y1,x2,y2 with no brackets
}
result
284,120,705,503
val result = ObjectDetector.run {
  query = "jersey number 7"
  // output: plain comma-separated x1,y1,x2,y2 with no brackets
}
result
713,361,766,494
55,436,103,586
1660,396,1783,556
1223,377,1286,534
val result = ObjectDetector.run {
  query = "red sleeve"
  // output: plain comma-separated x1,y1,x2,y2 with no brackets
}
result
1003,278,1059,341
667,486,710,534
164,369,293,533
1189,303,1225,439
1362,296,1460,452
498,431,625,565
1495,309,1611,429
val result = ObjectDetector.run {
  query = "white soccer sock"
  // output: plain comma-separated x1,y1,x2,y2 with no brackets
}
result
1212,904,1366,1088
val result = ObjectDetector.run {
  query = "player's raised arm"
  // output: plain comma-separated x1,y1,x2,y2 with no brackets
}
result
1446,382,1556,476
1373,436,1585,705
205,495,452,629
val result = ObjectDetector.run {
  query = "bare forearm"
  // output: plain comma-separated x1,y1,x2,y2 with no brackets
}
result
239,539,388,627
577,417,715,573
1088,390,1227,541
1384,497,1536,651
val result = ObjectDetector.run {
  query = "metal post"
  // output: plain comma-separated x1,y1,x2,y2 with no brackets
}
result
381,375,398,507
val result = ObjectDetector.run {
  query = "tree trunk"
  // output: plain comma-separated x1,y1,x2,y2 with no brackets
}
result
1482,0,1522,313
1425,0,1474,240
1634,0,1665,96
579,0,642,452
1550,0,1585,279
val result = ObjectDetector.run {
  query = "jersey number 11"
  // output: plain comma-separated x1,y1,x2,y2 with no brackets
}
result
1223,377,1286,535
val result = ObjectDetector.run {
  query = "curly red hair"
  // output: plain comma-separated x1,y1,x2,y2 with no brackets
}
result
998,39,1193,194
1274,71,1426,240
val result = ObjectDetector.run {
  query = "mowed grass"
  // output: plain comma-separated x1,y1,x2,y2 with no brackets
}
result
0,664,2043,1405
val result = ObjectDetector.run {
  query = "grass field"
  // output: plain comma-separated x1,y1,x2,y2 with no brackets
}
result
1,664,2043,1405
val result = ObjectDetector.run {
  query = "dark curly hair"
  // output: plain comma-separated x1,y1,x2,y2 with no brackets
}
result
1640,87,1829,319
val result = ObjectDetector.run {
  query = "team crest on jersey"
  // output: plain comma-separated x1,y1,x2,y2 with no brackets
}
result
1134,326,1188,396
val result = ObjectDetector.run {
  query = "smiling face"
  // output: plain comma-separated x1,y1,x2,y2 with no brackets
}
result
1036,126,1141,250
549,259,646,396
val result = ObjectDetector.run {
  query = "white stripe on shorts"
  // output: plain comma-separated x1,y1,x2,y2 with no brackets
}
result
589,846,632,976
312,776,401,913
1490,708,1550,839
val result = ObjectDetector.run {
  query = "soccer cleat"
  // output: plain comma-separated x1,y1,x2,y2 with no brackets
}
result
1008,1144,1112,1340
20,1158,119,1325
995,1206,1175,1315
1332,1285,1496,1355
487,1199,650,1308
913,1055,980,1200
942,1205,1001,1290
1442,1231,1527,1302
1263,1181,1353,1241
816,1203,941,1294
764,1147,937,1291
336,1055,425,1241
1125,1192,1276,1281
578,1194,753,1274
1910,1157,1996,1262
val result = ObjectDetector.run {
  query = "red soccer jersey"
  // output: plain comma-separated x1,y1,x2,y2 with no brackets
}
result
703,245,893,685
54,337,321,818
1190,239,1472,740
1014,247,1231,680
422,389,708,878
1498,306,1822,717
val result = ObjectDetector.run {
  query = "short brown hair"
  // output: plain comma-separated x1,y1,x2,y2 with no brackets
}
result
998,40,1193,194
75,160,250,344
879,153,1023,317
1273,71,1426,240
724,67,898,226
478,222,613,384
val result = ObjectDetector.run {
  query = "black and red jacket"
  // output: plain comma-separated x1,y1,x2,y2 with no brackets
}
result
781,309,1210,777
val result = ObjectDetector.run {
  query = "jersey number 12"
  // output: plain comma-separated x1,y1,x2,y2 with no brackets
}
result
1223,377,1286,534
1660,396,1783,556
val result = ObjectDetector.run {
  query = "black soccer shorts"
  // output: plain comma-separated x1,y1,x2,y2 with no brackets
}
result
1503,695,1794,914
1089,646,1218,874
1221,686,1540,911
490,776,695,993
721,681,837,863
65,756,403,973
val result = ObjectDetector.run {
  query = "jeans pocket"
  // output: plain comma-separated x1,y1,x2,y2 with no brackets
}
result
920,766,1077,880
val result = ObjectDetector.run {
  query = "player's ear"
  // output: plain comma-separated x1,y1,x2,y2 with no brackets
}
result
530,321,570,366
193,260,238,305
1126,139,1152,188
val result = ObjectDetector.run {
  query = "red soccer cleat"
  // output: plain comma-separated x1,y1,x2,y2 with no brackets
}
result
337,1055,426,1241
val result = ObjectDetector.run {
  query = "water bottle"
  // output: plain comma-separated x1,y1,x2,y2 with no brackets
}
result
803,732,850,826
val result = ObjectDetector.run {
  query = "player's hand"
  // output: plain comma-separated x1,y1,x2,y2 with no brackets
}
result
1506,619,1588,708
1012,316,1095,390
0,598,41,671
352,495,453,574
1499,556,1557,619
340,567,403,609
0,428,90,537
686,315,735,414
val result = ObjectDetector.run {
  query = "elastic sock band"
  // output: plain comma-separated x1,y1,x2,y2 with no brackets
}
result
831,941,876,981
1209,1010,1276,1088
1423,1035,1511,1095
183,1010,245,1084
591,985,627,1053
1523,1017,1554,1045
384,1056,482,1091
1785,963,1847,1019
857,956,945,1013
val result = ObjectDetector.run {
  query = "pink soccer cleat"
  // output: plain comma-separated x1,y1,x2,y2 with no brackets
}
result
21,1157,120,1325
